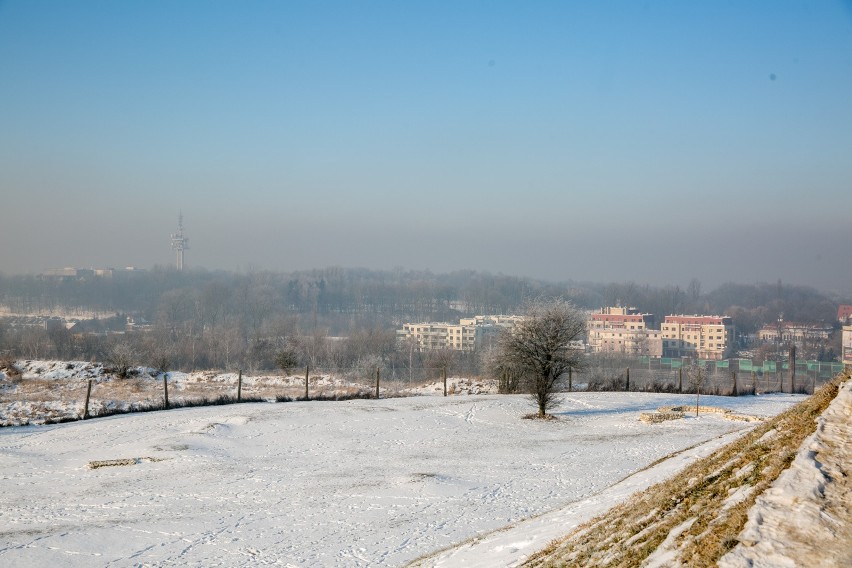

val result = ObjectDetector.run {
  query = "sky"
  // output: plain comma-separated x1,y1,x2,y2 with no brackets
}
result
1,1,851,293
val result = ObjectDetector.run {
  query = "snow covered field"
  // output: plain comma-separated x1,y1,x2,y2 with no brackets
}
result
0,390,807,567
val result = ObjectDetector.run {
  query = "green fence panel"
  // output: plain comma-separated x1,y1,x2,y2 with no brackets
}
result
739,360,753,372
640,356,650,366
671,360,683,369
661,358,672,367
763,361,777,373
716,360,729,369
807,361,819,371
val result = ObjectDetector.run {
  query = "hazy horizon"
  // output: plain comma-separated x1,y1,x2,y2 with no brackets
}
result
2,2,851,294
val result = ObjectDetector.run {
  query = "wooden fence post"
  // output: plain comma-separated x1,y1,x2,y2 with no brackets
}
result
678,368,683,393
163,373,169,409
83,379,93,419
625,367,630,392
695,368,702,417
305,365,309,400
443,366,447,397
568,367,573,392
789,346,797,394
732,371,738,397
752,371,757,395
237,369,242,402
375,366,380,399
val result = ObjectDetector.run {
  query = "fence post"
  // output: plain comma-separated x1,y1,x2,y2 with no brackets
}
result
375,366,380,399
752,371,757,394
83,379,93,419
305,365,309,400
731,371,738,397
678,368,683,393
625,368,630,391
237,369,242,402
789,346,796,394
568,367,573,392
443,366,447,397
163,373,169,409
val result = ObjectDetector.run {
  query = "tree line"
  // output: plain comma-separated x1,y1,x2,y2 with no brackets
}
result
0,267,846,373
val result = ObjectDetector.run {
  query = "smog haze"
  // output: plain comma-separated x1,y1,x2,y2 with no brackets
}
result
1,1,850,292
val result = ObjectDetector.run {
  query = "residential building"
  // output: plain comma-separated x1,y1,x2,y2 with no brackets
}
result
41,267,95,280
838,305,852,324
590,328,664,357
757,322,833,347
40,267,144,281
843,326,852,366
397,315,522,352
661,315,733,360
587,307,661,356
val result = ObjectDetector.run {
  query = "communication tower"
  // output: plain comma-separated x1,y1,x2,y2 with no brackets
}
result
170,213,189,271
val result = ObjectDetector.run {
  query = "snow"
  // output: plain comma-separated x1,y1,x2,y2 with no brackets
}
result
1,361,499,426
0,390,805,567
718,378,852,568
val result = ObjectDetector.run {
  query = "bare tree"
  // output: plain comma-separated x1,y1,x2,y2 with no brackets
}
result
492,297,586,417
685,362,708,416
426,348,456,374
485,348,524,394
107,341,136,378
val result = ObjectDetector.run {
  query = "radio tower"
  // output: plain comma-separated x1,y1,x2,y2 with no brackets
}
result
170,212,189,271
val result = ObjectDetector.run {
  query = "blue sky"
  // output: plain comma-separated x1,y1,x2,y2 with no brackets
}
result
1,1,851,292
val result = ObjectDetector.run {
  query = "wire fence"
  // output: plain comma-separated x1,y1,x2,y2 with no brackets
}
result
573,357,842,395
2,359,846,427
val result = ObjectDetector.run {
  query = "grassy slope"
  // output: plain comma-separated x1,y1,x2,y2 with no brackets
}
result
524,373,848,568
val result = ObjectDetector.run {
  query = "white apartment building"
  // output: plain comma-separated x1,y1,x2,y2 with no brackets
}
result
661,315,733,360
757,322,832,346
397,315,522,352
842,325,852,366
587,307,662,356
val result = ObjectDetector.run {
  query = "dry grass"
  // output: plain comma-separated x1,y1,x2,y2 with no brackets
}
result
639,405,765,424
2,371,398,426
88,457,166,469
0,357,22,380
524,372,847,568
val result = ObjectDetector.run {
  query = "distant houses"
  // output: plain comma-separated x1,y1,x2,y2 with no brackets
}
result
397,307,738,361
587,306,662,357
586,307,734,360
40,266,145,281
396,315,523,352
757,321,832,347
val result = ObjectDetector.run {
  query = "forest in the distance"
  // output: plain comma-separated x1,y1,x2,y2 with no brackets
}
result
0,267,846,373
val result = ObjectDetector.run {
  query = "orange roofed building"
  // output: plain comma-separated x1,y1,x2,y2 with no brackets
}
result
587,307,662,357
661,315,734,360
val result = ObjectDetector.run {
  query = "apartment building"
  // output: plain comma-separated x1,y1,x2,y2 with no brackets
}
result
587,307,662,356
757,322,832,346
397,315,522,352
838,305,852,324
843,326,852,366
661,315,733,360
